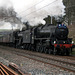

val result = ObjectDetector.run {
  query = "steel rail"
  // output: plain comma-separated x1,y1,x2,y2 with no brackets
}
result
0,62,18,75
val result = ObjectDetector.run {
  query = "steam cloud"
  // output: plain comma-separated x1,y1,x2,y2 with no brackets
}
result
0,0,65,28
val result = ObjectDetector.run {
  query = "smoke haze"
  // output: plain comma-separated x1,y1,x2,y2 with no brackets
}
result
0,0,65,28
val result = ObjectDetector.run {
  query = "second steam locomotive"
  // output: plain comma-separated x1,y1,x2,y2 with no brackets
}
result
0,23,75,55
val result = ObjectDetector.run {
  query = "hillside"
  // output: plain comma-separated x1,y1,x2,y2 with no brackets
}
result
68,25,75,42
68,25,75,55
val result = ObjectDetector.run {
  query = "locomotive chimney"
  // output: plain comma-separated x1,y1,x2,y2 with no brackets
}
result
57,19,62,24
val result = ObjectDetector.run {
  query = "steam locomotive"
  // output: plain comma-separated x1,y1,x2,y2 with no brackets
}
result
0,23,75,55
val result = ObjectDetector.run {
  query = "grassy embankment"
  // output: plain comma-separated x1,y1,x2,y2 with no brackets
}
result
0,29,11,32
68,25,75,55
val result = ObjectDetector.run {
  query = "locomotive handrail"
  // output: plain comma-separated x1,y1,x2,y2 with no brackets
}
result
35,38,50,40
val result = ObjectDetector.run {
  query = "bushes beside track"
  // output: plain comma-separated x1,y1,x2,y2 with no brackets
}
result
68,25,75,55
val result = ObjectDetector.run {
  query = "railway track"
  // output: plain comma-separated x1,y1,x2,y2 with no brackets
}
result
0,46,75,73
61,56,75,60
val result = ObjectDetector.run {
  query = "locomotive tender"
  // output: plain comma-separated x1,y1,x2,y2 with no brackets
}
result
0,23,75,55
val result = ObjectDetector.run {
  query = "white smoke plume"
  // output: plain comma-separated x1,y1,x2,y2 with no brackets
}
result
0,0,12,8
11,0,65,26
0,0,65,28
0,0,24,30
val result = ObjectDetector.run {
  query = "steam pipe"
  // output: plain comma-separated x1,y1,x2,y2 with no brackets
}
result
51,16,52,24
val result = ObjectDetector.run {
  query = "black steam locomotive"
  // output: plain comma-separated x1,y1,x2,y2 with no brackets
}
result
0,23,75,55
